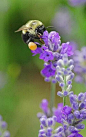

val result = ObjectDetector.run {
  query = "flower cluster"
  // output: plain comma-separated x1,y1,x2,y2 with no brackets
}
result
31,31,73,83
73,47,86,84
38,115,58,137
52,7,73,38
56,54,74,97
57,92,86,137
30,30,86,137
38,92,86,137
68,0,86,6
0,115,10,137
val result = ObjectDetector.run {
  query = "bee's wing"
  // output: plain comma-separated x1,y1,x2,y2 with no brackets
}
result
15,25,30,32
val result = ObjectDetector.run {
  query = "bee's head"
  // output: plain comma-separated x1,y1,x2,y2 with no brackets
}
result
35,25,46,35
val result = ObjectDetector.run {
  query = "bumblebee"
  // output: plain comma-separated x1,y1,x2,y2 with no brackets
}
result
15,20,46,50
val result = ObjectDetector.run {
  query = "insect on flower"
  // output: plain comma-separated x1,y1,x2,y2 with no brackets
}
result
15,20,47,50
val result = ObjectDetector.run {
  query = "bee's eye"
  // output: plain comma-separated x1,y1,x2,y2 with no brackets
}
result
36,25,46,35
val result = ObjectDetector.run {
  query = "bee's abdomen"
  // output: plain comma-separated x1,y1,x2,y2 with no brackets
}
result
22,32,34,44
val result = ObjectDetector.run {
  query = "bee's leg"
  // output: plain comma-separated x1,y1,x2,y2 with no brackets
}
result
37,34,44,44
25,38,34,44
39,38,44,44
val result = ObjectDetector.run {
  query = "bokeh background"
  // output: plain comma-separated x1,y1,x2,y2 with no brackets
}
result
0,0,86,136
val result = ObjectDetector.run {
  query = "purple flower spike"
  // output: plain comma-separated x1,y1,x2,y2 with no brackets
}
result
61,42,73,56
0,115,2,121
75,75,83,83
48,31,61,51
0,115,10,137
73,46,86,84
40,99,48,113
3,131,10,137
1,121,7,129
69,0,86,6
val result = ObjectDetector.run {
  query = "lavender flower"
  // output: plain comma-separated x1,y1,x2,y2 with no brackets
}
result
37,100,64,121
0,115,10,137
73,47,86,84
52,7,74,38
53,92,86,137
38,92,86,137
54,103,63,123
38,116,60,137
29,28,86,137
68,133,83,137
56,54,74,97
68,0,86,6
37,99,50,118
61,42,73,56
31,31,73,83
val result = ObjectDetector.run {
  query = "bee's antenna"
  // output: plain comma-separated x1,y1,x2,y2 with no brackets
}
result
46,26,54,29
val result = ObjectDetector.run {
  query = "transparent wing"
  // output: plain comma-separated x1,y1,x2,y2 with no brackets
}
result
15,25,30,32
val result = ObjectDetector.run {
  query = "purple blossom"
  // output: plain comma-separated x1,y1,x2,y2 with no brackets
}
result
56,54,74,97
0,115,10,137
69,41,77,54
62,106,72,115
48,31,61,51
73,47,86,84
54,103,63,123
75,75,83,83
40,99,48,113
38,93,86,137
55,92,86,136
37,99,51,119
42,30,48,45
41,64,56,78
42,31,61,51
31,30,73,82
52,7,76,40
61,42,73,56
39,50,54,62
68,133,83,137
38,116,58,137
31,47,42,56
69,0,86,6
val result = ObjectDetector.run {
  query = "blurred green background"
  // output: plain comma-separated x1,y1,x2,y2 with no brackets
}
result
0,0,86,136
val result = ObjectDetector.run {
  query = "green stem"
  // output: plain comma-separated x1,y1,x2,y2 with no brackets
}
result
50,82,56,116
63,96,65,106
63,76,66,106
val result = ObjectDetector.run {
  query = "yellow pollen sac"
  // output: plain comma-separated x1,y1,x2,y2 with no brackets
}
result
28,42,37,50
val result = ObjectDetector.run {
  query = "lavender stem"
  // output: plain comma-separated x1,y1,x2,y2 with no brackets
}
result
50,82,56,116
63,75,66,106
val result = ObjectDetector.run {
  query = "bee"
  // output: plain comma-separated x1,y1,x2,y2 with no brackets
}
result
15,20,46,50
